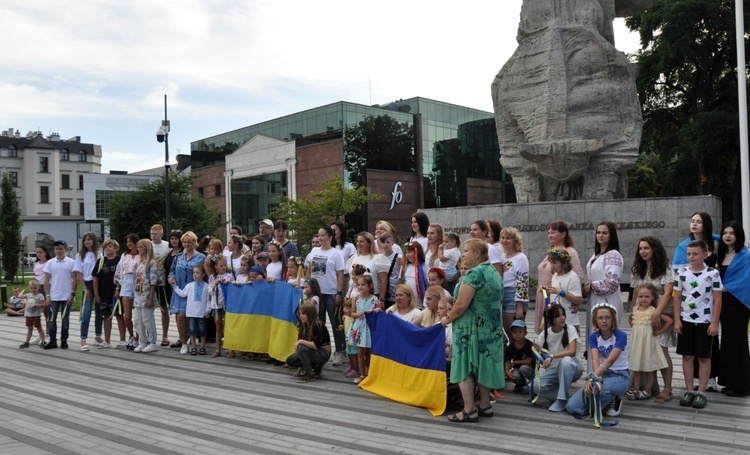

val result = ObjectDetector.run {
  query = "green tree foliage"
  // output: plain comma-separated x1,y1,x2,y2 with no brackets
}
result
627,152,662,198
344,114,415,187
107,174,221,247
269,174,380,256
0,173,22,281
626,0,748,219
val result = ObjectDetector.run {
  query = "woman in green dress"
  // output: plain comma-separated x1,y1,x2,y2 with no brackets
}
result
441,238,504,422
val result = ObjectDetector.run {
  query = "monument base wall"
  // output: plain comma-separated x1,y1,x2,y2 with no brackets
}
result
422,196,722,284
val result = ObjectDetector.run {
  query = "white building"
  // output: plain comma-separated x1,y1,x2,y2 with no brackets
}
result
0,128,102,253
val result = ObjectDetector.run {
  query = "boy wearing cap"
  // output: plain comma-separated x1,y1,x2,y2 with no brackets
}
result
505,319,535,393
43,240,77,350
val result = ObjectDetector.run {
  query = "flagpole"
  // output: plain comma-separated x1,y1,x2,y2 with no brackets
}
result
736,0,750,236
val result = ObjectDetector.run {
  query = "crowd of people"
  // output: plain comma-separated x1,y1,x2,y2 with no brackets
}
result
7,211,750,422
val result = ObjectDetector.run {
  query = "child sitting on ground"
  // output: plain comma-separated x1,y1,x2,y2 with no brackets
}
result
4,287,26,316
504,319,535,393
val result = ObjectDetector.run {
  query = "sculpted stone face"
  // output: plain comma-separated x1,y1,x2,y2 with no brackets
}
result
492,0,654,201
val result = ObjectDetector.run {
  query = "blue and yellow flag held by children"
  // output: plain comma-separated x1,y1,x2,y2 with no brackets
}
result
222,281,301,361
359,311,447,416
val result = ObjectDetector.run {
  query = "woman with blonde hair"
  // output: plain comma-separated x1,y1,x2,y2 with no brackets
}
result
168,231,206,354
385,284,422,325
499,226,529,336
133,239,159,353
424,223,444,268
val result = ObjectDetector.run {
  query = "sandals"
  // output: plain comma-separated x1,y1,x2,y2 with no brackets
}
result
199,347,207,355
190,348,197,356
627,390,652,400
161,339,171,347
211,350,221,358
447,409,479,423
477,405,494,418
654,389,673,403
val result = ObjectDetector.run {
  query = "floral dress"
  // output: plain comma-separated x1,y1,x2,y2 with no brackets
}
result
450,262,505,389
346,295,378,348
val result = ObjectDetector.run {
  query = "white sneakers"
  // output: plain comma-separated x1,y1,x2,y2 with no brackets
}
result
142,344,158,353
30,336,41,345
331,351,345,366
134,344,146,353
180,345,189,355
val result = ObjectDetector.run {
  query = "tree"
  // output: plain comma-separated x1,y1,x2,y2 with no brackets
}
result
344,114,415,187
626,0,748,220
269,174,380,256
107,174,221,246
0,173,22,281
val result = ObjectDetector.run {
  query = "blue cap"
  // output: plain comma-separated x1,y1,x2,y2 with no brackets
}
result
250,265,265,277
510,320,527,329
53,240,68,247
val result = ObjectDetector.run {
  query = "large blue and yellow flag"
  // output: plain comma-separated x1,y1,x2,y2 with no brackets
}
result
221,281,301,361
359,311,447,416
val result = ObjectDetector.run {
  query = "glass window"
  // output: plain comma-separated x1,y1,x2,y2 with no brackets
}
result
62,174,70,189
79,175,84,189
8,171,18,187
80,202,85,216
8,145,17,158
40,186,49,203
78,150,87,162
198,187,204,198
215,184,221,197
95,190,114,219
62,202,70,216
39,156,49,173
61,149,69,161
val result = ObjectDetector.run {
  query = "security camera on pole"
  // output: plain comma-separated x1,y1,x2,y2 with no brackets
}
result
156,95,171,234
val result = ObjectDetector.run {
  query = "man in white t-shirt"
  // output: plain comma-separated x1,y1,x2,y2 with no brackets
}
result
151,224,171,347
43,240,76,350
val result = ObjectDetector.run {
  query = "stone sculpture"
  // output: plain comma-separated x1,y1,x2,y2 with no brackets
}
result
492,0,655,201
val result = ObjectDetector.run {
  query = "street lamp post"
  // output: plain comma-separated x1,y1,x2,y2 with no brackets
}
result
156,95,171,234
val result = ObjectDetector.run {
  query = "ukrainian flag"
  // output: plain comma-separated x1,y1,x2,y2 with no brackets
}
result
222,281,301,361
360,311,447,416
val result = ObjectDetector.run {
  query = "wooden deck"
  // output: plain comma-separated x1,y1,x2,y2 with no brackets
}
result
0,305,748,455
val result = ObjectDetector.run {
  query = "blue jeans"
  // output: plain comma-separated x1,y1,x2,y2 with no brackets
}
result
566,369,629,416
48,300,71,342
317,294,344,352
533,356,583,402
188,317,207,338
80,281,101,340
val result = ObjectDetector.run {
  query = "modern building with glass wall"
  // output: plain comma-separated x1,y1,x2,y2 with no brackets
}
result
190,97,515,236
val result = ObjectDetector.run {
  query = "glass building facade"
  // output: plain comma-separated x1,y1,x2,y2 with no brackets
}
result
191,97,514,216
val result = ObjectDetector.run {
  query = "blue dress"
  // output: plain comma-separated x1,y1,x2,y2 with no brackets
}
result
168,251,206,314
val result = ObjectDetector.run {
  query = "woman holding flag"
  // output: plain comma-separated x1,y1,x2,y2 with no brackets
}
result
440,238,504,423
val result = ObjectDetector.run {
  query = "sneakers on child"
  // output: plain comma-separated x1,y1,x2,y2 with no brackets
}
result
692,393,707,409
297,373,316,383
19,342,30,349
606,395,623,416
180,345,189,355
331,351,345,366
707,378,718,392
39,340,47,348
142,344,158,353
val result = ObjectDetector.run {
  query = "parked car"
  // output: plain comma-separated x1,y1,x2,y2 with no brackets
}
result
23,252,38,265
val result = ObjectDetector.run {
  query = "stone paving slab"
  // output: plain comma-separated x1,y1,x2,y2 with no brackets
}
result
0,308,748,455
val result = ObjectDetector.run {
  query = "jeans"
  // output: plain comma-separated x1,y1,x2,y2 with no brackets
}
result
533,356,583,402
48,300,71,342
286,345,332,375
188,317,207,338
566,369,629,416
80,281,102,340
134,306,157,345
317,294,344,352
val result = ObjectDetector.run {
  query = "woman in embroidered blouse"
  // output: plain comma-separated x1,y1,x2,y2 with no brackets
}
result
584,222,623,371
168,231,206,354
499,227,529,335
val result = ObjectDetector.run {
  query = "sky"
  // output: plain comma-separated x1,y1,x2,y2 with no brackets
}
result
0,1,643,173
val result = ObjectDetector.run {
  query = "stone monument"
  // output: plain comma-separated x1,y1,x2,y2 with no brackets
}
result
492,0,655,202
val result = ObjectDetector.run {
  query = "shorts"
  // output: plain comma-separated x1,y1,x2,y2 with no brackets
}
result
657,327,676,348
25,316,42,328
676,320,714,358
157,286,169,310
502,288,529,314
188,317,207,337
212,308,225,319
119,274,135,298
346,344,358,356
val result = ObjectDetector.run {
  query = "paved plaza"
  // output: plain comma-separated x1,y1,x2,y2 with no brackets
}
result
0,306,748,455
